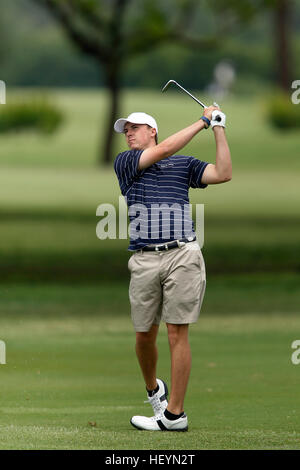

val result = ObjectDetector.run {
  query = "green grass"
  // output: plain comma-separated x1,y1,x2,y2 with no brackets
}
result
0,278,300,450
1,212,300,281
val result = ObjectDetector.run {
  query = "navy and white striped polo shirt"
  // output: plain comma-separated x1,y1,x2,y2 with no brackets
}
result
114,150,209,251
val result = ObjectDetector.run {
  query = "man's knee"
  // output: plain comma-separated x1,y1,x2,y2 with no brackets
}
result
167,323,189,347
136,324,159,347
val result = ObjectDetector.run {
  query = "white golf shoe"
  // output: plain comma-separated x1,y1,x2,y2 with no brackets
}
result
144,378,168,416
130,412,188,432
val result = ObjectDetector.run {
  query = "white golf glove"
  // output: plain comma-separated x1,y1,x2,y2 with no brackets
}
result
211,110,226,129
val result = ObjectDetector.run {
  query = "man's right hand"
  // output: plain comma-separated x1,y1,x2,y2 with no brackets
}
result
203,105,221,121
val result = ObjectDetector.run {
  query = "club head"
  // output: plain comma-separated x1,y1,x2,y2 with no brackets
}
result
161,80,177,92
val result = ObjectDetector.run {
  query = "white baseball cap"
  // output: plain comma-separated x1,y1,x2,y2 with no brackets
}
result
114,112,158,135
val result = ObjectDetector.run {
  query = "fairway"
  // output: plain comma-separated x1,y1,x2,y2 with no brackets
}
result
0,280,299,450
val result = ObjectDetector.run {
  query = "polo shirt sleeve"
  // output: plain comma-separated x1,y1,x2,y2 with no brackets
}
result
188,157,209,189
113,150,144,195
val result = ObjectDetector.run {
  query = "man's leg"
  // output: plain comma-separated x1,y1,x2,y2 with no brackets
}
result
130,322,189,431
166,323,191,414
135,324,160,391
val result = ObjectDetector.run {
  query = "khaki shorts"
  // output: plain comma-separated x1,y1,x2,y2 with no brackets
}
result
128,241,206,332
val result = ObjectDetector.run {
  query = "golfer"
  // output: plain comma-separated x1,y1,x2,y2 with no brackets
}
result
113,106,232,431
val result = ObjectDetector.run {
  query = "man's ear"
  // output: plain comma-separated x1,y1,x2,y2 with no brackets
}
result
151,128,157,139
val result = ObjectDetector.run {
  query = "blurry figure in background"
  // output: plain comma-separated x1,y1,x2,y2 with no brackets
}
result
206,60,236,101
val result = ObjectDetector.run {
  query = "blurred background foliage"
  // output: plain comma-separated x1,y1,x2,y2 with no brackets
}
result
1,0,300,163
0,97,63,134
1,0,299,90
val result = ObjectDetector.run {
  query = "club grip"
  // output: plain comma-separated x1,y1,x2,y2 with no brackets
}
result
215,115,222,122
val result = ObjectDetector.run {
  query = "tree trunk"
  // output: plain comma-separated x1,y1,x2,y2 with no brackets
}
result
274,0,292,92
101,67,121,166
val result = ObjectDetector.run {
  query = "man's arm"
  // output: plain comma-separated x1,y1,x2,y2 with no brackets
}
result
138,119,207,170
201,127,232,184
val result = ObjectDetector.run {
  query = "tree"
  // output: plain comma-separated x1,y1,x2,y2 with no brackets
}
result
33,0,220,165
273,0,293,91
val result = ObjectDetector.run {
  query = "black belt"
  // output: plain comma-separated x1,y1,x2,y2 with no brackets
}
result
137,236,197,252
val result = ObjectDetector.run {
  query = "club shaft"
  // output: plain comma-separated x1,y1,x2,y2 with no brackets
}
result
170,81,207,109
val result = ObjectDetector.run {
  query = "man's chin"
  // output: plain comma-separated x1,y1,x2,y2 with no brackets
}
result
128,143,141,150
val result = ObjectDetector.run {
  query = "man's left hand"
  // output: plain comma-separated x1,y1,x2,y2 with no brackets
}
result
211,110,226,129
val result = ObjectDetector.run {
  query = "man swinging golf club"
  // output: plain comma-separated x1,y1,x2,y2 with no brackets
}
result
113,88,232,432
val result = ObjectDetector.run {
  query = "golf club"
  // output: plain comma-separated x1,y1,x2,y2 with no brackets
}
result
162,80,221,122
